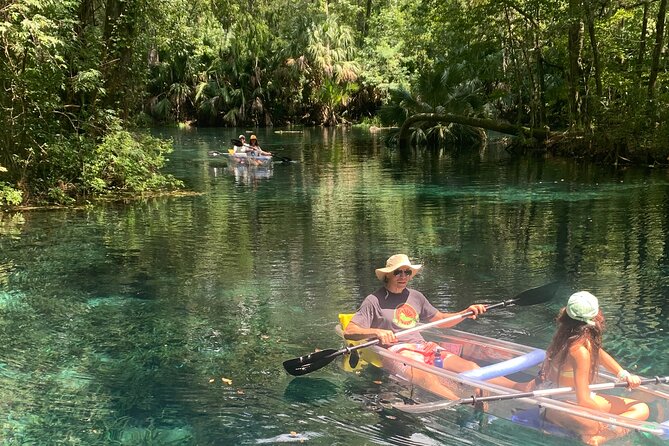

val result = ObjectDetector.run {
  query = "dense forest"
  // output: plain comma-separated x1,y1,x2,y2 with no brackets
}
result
2,0,669,206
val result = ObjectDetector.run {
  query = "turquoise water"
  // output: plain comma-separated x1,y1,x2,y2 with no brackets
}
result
0,127,668,445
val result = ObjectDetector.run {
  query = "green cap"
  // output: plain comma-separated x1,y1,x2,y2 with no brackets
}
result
566,291,599,326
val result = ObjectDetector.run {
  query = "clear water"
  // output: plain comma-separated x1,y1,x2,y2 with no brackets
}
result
0,127,668,445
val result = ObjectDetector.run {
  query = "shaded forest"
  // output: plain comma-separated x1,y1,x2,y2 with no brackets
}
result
3,0,669,206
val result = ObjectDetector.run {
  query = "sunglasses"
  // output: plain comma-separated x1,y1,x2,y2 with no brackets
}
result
393,269,413,276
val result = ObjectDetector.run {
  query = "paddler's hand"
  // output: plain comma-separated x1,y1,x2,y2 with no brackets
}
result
464,304,487,319
375,329,397,345
625,373,642,389
616,369,641,388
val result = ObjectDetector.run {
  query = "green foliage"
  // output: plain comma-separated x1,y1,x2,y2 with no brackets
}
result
0,183,23,207
352,115,383,129
357,0,421,92
0,167,17,207
82,129,183,195
4,0,669,202
0,0,189,206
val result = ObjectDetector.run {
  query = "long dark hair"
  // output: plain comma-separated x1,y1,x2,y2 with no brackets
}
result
542,307,605,382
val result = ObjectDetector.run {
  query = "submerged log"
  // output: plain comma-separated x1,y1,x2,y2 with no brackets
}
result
397,113,552,148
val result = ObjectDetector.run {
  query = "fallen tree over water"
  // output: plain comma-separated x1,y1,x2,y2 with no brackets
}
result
397,113,669,166
397,113,552,149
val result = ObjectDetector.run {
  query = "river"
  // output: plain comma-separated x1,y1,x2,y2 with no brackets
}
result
0,127,667,445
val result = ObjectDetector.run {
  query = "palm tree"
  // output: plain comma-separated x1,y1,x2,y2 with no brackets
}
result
381,63,488,149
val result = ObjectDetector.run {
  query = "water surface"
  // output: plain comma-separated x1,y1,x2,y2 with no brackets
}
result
0,127,667,445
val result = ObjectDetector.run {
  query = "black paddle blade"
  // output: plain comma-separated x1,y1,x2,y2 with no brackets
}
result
283,348,340,376
231,138,243,147
276,155,293,163
512,281,561,306
348,349,360,369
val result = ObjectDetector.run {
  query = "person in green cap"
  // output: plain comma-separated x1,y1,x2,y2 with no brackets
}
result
539,291,649,444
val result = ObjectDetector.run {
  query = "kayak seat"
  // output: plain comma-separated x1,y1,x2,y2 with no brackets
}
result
338,313,383,370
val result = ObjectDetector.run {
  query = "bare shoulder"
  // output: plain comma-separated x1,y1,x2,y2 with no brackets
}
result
568,341,591,361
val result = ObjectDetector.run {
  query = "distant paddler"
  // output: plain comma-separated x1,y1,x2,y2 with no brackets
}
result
248,135,272,157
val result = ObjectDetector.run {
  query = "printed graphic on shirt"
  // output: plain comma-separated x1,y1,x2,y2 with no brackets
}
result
393,303,418,329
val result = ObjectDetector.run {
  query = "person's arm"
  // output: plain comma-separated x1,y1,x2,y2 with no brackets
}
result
343,296,397,343
599,348,642,388
344,321,396,344
571,344,601,410
254,145,271,156
428,304,487,328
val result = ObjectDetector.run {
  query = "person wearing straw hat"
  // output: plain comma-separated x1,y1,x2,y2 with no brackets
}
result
539,291,649,444
344,254,533,400
248,135,272,157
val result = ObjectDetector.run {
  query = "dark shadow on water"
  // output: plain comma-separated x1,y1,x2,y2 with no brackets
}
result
283,377,340,403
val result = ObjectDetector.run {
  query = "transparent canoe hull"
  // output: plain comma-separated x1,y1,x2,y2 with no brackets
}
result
338,326,669,440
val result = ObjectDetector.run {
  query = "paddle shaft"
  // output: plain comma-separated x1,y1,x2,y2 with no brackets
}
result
396,376,669,414
345,299,517,354
463,376,669,405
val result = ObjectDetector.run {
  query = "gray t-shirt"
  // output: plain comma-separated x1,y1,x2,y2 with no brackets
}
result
350,287,439,344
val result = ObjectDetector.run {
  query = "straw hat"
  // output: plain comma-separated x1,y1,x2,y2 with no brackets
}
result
566,291,599,325
375,254,422,280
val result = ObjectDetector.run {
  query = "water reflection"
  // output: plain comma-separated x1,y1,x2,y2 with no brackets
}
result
283,377,339,404
1,127,668,445
209,163,274,186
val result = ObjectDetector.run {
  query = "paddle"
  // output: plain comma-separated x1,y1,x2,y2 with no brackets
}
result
282,281,560,377
394,375,669,413
208,150,230,157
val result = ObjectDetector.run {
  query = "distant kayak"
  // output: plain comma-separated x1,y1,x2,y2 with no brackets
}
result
207,149,272,167
228,151,272,167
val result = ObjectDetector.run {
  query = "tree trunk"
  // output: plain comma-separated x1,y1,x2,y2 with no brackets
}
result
102,0,138,120
535,36,547,127
584,2,602,98
103,0,122,44
77,0,97,33
636,0,650,83
363,0,372,37
397,113,552,148
648,0,667,100
503,7,526,127
566,0,584,127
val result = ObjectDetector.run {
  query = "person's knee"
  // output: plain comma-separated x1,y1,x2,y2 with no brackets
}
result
631,402,650,420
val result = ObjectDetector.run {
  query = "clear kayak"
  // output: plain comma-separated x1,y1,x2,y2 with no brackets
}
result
336,315,669,443
227,151,272,167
